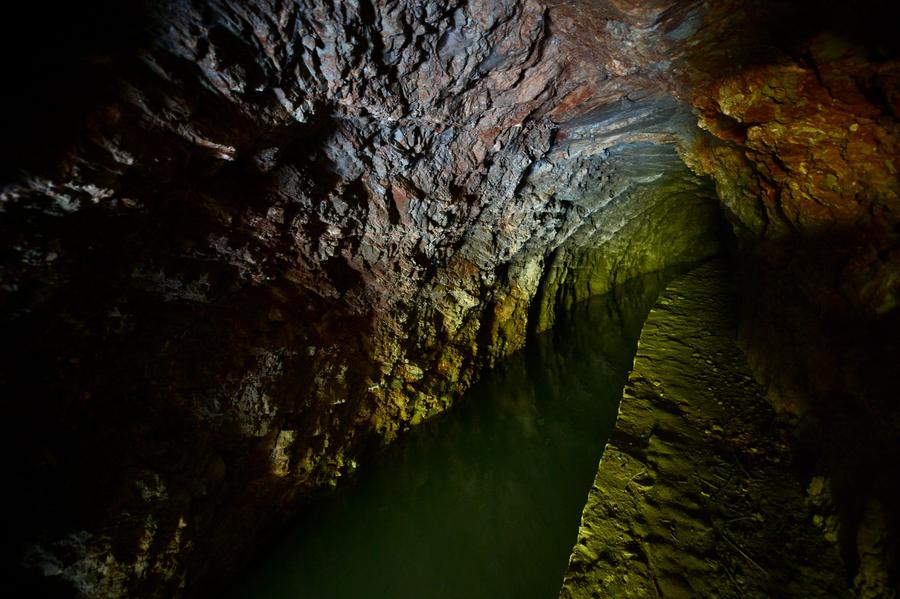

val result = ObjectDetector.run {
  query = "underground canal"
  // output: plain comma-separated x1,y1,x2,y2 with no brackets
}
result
226,270,674,599
3,0,899,597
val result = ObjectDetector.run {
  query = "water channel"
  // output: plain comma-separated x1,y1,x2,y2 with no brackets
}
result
229,269,675,599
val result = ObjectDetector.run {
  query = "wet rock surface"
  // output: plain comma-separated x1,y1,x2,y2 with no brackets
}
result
560,261,849,598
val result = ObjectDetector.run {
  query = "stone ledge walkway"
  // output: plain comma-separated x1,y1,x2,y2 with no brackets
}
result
559,260,848,598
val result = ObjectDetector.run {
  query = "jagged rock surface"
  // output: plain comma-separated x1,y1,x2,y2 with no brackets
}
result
678,4,900,594
1,1,721,595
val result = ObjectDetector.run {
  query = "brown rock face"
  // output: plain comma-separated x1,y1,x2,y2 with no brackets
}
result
0,0,897,596
679,5,900,595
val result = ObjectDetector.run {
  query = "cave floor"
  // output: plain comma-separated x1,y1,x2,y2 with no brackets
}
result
559,260,850,598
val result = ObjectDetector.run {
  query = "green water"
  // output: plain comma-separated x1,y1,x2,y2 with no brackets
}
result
229,271,673,599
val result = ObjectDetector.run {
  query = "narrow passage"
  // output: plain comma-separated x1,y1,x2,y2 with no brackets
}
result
229,271,675,599
560,261,848,598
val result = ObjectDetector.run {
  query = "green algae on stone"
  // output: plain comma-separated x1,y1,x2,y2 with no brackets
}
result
533,163,724,334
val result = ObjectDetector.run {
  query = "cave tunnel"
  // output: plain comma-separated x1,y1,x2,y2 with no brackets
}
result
1,0,899,597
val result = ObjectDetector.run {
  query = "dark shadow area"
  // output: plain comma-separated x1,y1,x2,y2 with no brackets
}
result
669,0,899,79
735,231,900,592
0,1,149,182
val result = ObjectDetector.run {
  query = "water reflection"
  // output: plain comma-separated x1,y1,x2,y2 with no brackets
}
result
229,268,676,599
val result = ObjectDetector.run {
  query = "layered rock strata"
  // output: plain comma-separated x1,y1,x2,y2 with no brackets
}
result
560,261,849,598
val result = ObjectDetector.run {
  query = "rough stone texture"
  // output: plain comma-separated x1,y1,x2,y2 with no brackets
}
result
560,261,849,598
1,0,897,596
677,4,900,593
1,1,721,596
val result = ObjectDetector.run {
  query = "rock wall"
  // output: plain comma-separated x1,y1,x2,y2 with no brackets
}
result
1,1,721,595
678,3,900,592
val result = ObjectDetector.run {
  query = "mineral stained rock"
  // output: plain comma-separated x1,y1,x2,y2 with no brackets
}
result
1,0,897,596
